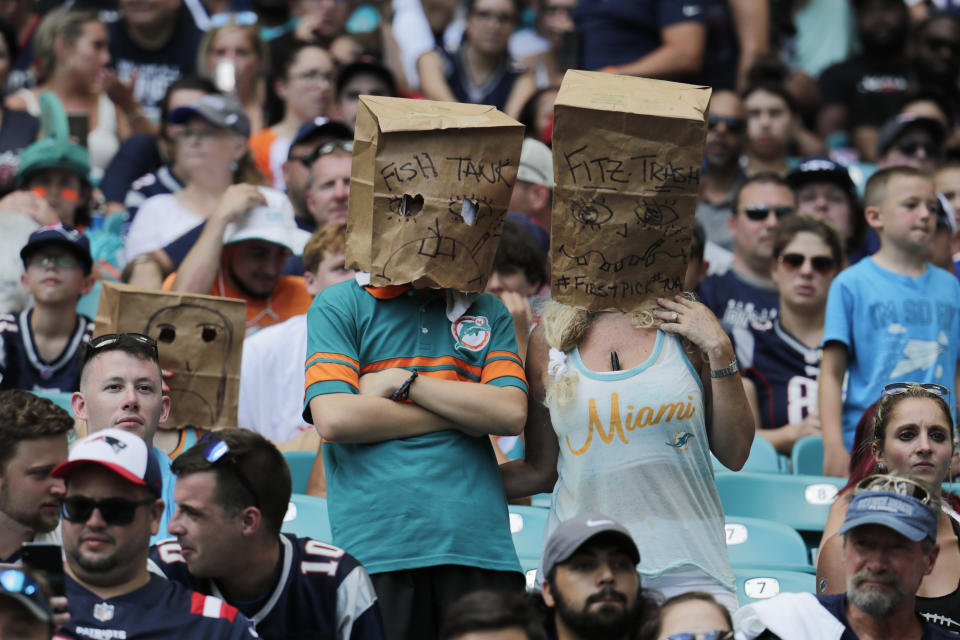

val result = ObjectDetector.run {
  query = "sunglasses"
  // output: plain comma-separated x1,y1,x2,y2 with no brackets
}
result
667,632,734,640
26,254,82,270
743,205,793,221
301,140,354,167
60,496,155,526
83,333,158,367
777,253,836,274
209,10,257,27
0,568,50,617
882,382,950,398
895,139,938,157
856,473,933,505
198,434,261,509
707,115,745,134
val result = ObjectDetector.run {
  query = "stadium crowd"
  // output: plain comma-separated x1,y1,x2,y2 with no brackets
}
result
2,0,960,638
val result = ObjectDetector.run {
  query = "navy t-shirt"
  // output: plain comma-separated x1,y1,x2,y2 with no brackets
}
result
100,134,164,204
573,0,705,70
0,107,39,195
108,5,202,122
0,310,93,393
816,593,960,640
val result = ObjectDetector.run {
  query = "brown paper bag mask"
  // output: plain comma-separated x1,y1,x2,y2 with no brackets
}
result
94,282,246,430
551,71,711,312
346,96,525,292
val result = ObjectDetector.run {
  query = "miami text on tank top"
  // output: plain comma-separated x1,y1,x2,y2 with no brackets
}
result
545,330,734,589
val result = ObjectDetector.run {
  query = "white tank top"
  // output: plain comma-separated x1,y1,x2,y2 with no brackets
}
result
545,330,735,591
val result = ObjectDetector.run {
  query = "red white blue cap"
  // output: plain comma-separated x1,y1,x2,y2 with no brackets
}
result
52,428,162,496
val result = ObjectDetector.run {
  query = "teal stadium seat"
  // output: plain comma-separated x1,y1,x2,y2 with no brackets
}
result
791,436,824,476
733,567,817,606
283,450,317,494
713,434,784,474
715,472,846,534
508,505,548,579
725,517,814,573
30,390,74,414
282,494,332,543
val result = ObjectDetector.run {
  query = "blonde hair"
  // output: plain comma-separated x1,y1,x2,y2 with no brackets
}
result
33,10,100,83
542,295,699,408
197,22,269,88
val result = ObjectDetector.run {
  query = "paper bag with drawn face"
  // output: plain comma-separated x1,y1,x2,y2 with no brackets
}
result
551,71,711,312
94,282,246,430
346,96,524,292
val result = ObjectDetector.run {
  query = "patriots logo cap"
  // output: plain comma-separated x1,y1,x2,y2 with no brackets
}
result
52,428,162,496
541,512,640,578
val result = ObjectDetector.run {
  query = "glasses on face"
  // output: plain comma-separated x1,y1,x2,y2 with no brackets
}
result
83,333,158,367
882,382,950,398
177,127,229,142
777,253,836,274
895,138,938,157
60,496,155,526
743,205,793,221
666,632,734,640
301,140,354,167
26,254,82,270
208,10,257,27
198,434,261,510
470,9,515,24
290,69,334,85
856,473,934,505
0,568,50,615
707,114,745,134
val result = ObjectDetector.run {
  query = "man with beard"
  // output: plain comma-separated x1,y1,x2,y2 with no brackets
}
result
912,14,960,115
733,479,957,639
539,513,655,640
818,0,911,163
52,428,258,639
697,90,746,258
0,391,71,564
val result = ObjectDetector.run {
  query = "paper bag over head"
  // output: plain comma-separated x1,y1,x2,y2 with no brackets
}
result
551,71,711,312
94,282,246,430
346,96,524,292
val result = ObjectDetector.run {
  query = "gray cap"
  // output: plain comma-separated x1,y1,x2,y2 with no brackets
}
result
875,114,945,157
169,94,251,138
542,513,640,578
838,491,938,542
516,138,554,188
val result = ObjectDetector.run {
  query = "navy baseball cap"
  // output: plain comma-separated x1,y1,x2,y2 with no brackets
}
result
542,513,640,578
876,114,945,157
20,222,92,274
169,94,251,138
289,117,353,156
335,59,397,99
53,428,163,497
787,157,856,197
838,491,938,542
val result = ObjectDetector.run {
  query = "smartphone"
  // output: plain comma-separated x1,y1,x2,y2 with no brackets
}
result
214,59,236,95
67,114,89,148
21,542,65,597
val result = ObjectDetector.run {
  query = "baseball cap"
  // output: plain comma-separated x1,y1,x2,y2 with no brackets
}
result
16,137,90,188
288,117,353,156
335,59,397,99
516,138,554,189
542,513,640,577
223,198,310,254
52,428,162,497
787,157,856,198
838,490,938,542
0,566,53,628
876,114,945,157
937,193,957,233
169,94,251,138
20,222,92,274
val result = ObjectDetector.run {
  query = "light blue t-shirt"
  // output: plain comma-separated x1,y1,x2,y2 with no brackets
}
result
822,258,960,450
153,447,176,545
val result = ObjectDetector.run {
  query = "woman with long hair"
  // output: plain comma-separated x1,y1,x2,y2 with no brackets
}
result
816,383,960,632
197,18,268,135
501,293,754,610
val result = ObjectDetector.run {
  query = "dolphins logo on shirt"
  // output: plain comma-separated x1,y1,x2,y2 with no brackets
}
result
666,430,694,452
452,315,491,352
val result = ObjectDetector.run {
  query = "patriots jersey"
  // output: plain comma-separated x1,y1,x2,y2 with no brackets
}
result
149,533,385,640
0,309,93,392
740,319,820,431
54,574,258,640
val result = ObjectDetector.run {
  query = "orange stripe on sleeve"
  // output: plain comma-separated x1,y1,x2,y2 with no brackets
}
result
305,362,360,390
481,359,527,384
485,350,521,362
361,356,482,377
306,352,360,369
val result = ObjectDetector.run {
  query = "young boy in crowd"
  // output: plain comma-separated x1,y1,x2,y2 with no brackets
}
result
819,166,960,476
0,223,94,391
